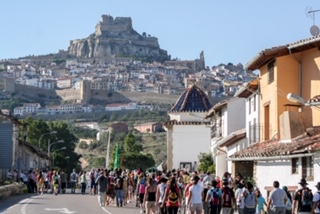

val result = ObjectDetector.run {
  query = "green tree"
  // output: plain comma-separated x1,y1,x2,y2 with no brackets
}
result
124,132,143,153
197,152,215,174
23,118,81,172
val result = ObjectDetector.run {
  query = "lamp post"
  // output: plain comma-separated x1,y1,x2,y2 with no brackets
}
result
287,93,320,107
38,131,57,148
38,131,57,169
52,147,66,168
48,140,64,167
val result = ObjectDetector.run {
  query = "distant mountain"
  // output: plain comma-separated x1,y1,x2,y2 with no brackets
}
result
68,15,170,62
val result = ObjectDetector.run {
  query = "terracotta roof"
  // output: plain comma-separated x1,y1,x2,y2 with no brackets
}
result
246,35,320,71
163,119,210,126
229,127,320,160
234,79,259,98
169,84,212,113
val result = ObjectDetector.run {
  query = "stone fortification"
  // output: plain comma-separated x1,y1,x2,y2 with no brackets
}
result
68,15,169,62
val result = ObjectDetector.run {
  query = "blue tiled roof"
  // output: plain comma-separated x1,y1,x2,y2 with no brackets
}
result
169,84,212,112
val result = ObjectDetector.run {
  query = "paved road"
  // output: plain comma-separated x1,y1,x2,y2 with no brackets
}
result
0,189,143,214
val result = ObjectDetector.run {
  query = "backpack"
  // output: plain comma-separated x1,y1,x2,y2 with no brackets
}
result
168,187,179,204
222,187,232,207
210,188,221,206
71,173,77,181
116,178,122,188
299,189,312,207
139,179,146,194
244,190,255,208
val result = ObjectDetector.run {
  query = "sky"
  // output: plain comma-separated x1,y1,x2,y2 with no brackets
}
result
1,0,320,69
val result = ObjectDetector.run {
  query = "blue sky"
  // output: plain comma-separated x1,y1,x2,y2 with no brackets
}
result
1,0,319,68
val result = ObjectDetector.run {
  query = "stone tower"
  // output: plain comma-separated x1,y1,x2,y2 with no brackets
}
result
80,80,91,103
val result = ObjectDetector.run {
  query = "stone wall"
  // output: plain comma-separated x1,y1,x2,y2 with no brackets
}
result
0,183,26,200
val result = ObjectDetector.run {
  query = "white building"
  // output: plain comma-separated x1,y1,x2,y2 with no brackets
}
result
205,97,246,177
105,103,137,111
13,103,41,116
164,84,212,171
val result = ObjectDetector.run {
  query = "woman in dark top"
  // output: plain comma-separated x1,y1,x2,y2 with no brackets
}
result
144,177,157,214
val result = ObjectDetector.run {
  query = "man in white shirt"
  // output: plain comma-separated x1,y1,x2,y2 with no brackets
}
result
312,182,320,214
267,180,287,214
235,180,246,214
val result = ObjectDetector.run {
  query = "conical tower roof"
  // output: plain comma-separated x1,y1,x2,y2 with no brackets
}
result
169,84,212,112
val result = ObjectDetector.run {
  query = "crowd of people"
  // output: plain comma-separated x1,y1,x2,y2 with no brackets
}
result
5,167,320,214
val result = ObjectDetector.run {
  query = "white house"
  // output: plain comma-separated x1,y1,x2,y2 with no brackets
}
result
229,127,320,198
13,103,41,116
164,84,212,171
105,103,137,111
205,97,246,177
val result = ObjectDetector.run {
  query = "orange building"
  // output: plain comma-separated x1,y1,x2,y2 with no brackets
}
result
246,35,320,141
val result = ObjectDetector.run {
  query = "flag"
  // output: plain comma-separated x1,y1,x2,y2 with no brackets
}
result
114,143,119,170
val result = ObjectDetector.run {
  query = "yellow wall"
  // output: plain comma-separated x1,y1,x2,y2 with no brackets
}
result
259,47,320,140
301,49,320,125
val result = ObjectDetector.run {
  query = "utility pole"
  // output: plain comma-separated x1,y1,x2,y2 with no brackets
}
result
106,129,111,169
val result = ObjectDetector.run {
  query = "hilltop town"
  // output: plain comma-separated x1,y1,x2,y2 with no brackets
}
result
0,15,257,117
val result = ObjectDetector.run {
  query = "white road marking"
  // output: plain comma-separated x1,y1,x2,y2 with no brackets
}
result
101,207,113,214
45,208,76,213
20,198,32,214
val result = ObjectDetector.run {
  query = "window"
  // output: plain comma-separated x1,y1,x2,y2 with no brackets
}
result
302,156,314,179
248,98,252,114
268,60,275,84
292,158,298,174
253,95,256,112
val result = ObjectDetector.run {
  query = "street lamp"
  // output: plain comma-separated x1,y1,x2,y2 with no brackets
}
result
287,93,307,105
38,131,57,148
287,93,320,107
52,147,66,168
48,140,64,158
38,131,57,169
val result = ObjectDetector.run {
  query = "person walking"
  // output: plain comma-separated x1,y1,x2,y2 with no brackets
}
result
70,169,78,194
137,173,147,213
59,169,67,194
52,170,59,196
80,171,87,195
242,181,257,214
95,170,108,207
144,177,157,214
114,172,124,207
282,186,292,214
203,172,213,214
235,179,245,214
206,179,222,214
37,171,45,195
162,176,181,214
255,189,267,214
266,181,287,214
122,171,128,205
188,175,204,214
293,178,313,214
312,182,320,214
221,178,236,214
156,176,168,214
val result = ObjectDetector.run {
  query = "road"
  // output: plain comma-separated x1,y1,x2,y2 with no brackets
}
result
0,189,143,214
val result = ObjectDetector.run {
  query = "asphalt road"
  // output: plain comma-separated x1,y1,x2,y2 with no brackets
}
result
0,189,144,214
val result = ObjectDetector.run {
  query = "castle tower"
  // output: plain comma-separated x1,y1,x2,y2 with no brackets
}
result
80,80,91,103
